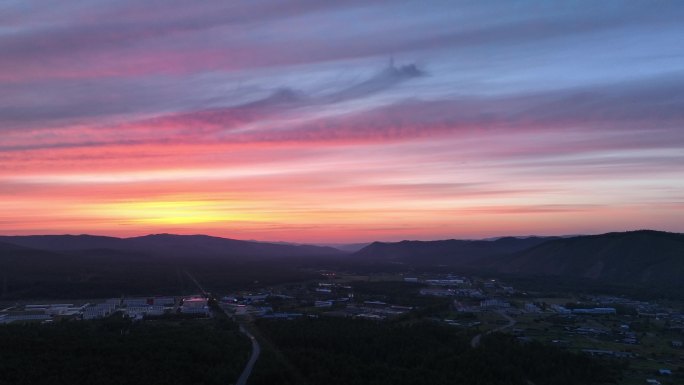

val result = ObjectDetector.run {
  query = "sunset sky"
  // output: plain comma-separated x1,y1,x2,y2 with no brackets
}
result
1,1,683,242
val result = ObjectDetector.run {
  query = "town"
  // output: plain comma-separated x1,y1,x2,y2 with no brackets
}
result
2,271,682,385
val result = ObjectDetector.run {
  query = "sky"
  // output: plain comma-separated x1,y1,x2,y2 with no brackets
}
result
1,1,683,243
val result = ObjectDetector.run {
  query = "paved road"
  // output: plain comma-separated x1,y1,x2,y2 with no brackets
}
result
184,271,260,385
236,324,261,385
470,310,516,348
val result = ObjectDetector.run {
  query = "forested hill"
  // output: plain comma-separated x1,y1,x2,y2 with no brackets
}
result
0,234,342,298
352,237,554,266
491,230,684,285
353,230,684,287
0,234,342,259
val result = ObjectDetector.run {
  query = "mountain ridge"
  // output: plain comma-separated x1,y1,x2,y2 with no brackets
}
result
0,233,343,259
489,230,684,285
2,230,682,291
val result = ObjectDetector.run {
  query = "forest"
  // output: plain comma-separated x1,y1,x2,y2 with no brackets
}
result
249,317,624,385
0,315,250,385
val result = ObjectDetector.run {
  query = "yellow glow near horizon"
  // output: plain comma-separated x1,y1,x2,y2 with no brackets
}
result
86,200,264,225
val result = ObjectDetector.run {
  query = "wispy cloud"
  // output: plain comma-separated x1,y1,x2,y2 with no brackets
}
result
1,1,683,241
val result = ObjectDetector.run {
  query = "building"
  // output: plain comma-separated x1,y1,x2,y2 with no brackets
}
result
244,294,269,302
125,305,165,318
454,289,484,298
181,297,209,315
420,288,454,297
26,303,73,311
82,303,117,320
582,349,633,358
425,279,465,286
261,312,303,320
363,301,387,308
83,307,108,320
572,307,616,315
1,314,51,324
480,299,510,309
390,305,413,311
314,301,333,308
182,297,208,308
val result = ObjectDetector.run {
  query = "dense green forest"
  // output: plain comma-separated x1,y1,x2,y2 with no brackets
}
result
0,249,318,299
250,317,623,385
0,316,250,385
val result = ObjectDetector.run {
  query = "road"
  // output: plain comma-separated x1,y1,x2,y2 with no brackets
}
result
184,270,260,385
235,324,261,385
470,310,516,348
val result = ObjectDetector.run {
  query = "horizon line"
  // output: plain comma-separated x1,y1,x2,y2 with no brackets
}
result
0,228,676,246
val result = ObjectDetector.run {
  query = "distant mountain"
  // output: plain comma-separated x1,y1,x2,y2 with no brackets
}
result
353,237,554,266
316,243,371,253
491,230,684,285
0,234,342,299
353,230,684,287
3,230,683,299
0,234,343,259
0,234,128,251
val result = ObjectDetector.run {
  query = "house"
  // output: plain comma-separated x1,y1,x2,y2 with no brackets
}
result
1,314,51,324
480,299,510,309
83,303,117,320
261,312,303,320
363,301,387,308
581,349,632,358
425,279,465,286
126,305,165,318
671,340,682,348
314,301,333,308
658,369,672,376
390,305,413,311
420,288,454,297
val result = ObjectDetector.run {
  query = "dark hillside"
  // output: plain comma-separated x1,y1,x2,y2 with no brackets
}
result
492,230,684,285
353,237,553,267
